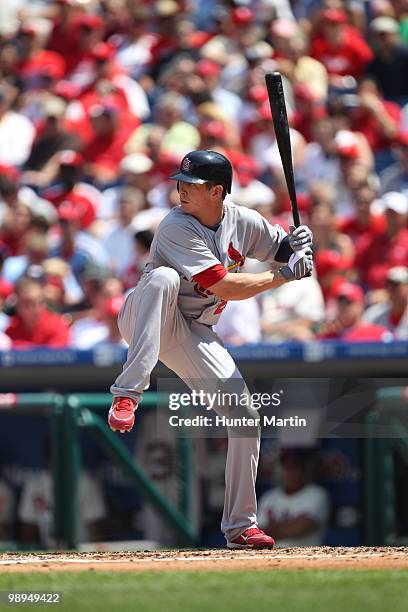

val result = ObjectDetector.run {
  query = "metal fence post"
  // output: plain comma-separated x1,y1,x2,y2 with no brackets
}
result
62,395,81,549
51,394,65,547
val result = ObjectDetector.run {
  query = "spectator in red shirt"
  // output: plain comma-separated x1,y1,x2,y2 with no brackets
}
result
318,282,391,341
62,12,105,76
83,103,138,185
16,24,66,88
46,0,84,62
350,78,401,152
339,182,386,245
5,276,70,348
40,150,101,217
310,9,373,85
315,249,354,303
356,192,408,289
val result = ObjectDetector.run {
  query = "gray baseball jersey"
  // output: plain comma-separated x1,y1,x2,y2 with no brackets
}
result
145,201,287,325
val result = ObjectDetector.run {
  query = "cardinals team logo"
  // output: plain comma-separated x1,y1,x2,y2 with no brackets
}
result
182,157,192,172
227,242,245,271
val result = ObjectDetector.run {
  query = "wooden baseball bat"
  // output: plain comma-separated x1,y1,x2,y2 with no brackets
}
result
265,72,301,227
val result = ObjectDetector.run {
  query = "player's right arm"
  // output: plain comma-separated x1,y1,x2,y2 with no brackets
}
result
208,269,287,300
206,250,313,300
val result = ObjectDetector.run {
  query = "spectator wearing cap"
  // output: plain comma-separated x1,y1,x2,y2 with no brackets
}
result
334,131,375,218
0,84,35,167
229,153,276,213
310,9,373,85
195,58,243,123
49,194,108,283
380,132,408,196
365,17,408,103
5,276,70,348
71,41,150,123
317,282,391,341
41,257,70,314
16,21,67,88
291,84,327,143
61,12,105,76
356,192,408,289
315,249,354,304
258,449,330,547
364,266,408,339
199,119,228,152
41,150,102,217
82,102,138,185
102,187,145,278
46,0,85,63
248,100,306,181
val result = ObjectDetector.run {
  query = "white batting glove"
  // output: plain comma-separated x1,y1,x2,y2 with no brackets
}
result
279,248,313,280
289,225,313,252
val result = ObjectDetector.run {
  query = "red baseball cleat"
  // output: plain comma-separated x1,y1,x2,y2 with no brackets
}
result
108,396,139,433
227,527,275,550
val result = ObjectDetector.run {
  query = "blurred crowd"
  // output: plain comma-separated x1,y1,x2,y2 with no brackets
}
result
0,0,407,348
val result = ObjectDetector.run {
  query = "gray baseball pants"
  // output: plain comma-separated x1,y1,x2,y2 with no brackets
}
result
111,266,260,542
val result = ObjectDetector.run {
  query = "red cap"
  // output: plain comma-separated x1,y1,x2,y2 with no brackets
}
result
19,24,36,37
197,59,221,78
30,55,65,80
315,250,353,277
104,295,124,317
257,100,272,121
45,275,64,292
92,42,115,62
294,83,315,102
233,154,258,187
0,279,14,299
398,131,408,147
58,150,83,167
334,282,364,303
0,164,20,181
247,85,269,104
54,80,81,100
58,193,95,229
199,120,226,141
322,8,348,23
337,143,359,160
232,7,254,26
76,13,104,30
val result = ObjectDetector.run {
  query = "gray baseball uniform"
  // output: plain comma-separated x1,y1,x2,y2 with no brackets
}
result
111,201,286,542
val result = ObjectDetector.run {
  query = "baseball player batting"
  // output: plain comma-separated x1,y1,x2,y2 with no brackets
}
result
108,150,313,549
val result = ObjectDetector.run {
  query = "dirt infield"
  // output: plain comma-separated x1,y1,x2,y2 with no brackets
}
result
0,547,408,573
